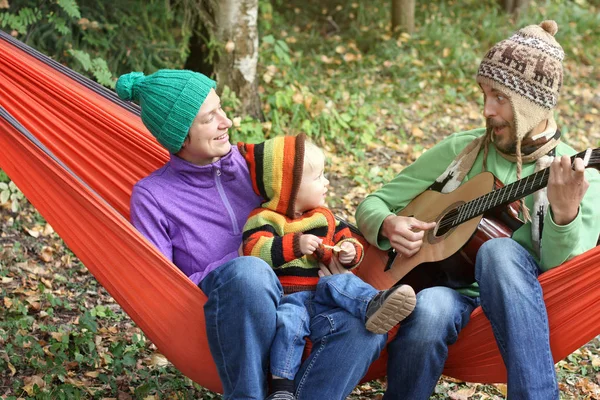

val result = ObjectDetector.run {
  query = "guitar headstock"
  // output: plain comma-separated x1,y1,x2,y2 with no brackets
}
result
573,148,600,171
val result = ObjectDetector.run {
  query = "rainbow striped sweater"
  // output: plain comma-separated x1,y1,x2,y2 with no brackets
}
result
243,206,363,293
238,135,363,293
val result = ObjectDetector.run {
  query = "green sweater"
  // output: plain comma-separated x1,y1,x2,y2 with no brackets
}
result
356,128,600,297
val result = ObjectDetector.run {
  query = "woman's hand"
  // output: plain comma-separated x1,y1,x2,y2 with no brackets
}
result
318,256,350,277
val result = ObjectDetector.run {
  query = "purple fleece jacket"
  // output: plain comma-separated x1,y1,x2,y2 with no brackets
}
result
130,147,262,284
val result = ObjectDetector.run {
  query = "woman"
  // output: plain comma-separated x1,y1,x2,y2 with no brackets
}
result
116,69,386,400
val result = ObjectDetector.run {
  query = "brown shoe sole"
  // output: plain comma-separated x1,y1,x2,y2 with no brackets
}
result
365,285,417,334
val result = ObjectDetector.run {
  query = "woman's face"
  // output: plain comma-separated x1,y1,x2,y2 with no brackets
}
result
178,89,233,165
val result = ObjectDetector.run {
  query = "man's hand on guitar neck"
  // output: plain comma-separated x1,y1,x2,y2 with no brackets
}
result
381,215,437,257
548,154,590,226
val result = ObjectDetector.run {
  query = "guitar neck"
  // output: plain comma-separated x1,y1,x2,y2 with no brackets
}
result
452,148,598,227
454,169,548,226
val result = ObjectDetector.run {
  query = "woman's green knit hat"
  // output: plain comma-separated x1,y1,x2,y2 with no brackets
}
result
116,69,216,153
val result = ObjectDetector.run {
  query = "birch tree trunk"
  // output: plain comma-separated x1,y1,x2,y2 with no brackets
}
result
500,0,531,14
197,0,262,119
391,0,415,34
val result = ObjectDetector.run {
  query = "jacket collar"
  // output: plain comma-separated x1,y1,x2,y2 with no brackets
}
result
169,148,237,188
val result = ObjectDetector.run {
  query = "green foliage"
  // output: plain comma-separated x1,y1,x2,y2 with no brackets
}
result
1,0,190,88
0,179,24,212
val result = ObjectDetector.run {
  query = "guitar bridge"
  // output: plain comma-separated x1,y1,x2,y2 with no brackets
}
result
384,249,397,271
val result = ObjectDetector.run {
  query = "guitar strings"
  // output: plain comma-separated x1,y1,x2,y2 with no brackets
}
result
435,154,599,231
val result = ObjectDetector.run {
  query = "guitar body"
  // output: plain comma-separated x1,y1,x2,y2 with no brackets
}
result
357,148,599,292
357,172,522,292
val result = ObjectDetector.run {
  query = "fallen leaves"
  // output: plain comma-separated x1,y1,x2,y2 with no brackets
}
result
23,375,46,396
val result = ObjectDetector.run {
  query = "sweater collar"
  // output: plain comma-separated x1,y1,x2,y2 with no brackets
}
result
169,148,237,187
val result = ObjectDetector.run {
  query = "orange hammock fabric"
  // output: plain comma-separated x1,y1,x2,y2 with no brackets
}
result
1,33,599,391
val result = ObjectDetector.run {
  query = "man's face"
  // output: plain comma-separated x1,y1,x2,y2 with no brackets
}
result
480,83,516,153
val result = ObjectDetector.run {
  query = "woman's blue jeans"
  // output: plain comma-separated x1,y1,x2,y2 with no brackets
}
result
384,238,558,400
200,257,387,400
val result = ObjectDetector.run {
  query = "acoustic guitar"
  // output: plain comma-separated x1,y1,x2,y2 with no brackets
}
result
355,148,600,293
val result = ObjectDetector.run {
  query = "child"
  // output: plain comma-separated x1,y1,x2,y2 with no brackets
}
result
238,134,416,400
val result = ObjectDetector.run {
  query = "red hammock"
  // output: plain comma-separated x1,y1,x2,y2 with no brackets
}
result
0,32,599,391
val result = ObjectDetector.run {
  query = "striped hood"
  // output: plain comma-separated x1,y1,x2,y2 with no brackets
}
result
238,134,306,218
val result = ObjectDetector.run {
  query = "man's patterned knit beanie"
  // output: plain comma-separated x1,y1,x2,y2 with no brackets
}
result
476,20,564,141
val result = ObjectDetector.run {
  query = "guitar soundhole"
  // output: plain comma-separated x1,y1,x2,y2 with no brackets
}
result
435,208,459,237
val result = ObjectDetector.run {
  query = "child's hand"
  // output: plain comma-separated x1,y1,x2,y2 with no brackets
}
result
299,234,322,255
338,241,356,265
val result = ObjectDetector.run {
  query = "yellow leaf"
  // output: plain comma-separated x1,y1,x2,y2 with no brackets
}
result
292,93,304,104
335,45,346,54
42,223,54,236
2,277,13,283
85,371,100,378
343,53,357,62
51,332,64,342
591,355,600,368
412,59,424,67
27,228,40,238
494,383,508,396
3,297,12,308
262,72,273,84
40,246,54,263
41,277,53,289
224,40,235,53
468,110,481,120
8,361,16,376
149,353,169,367
320,55,333,64
443,48,451,58
23,375,46,396
411,127,424,138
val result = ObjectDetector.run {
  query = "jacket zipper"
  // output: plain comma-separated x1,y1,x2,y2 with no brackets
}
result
215,168,240,235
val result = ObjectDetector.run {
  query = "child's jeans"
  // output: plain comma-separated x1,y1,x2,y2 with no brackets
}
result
270,273,381,380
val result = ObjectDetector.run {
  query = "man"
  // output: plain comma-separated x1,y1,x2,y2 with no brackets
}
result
116,70,386,399
356,20,600,399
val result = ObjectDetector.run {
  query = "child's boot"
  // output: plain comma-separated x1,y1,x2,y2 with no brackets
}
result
365,284,416,334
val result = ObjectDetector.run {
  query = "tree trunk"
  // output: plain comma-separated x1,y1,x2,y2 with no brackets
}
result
500,0,531,14
184,20,214,77
391,0,415,34
198,0,262,120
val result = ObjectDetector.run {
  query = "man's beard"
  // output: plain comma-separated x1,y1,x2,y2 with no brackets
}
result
486,118,517,154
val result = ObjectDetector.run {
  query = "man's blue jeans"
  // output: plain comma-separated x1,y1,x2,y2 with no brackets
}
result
200,257,387,400
270,274,383,382
385,238,558,400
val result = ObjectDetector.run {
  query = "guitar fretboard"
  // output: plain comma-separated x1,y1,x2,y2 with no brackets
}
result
443,148,599,228
453,168,549,226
